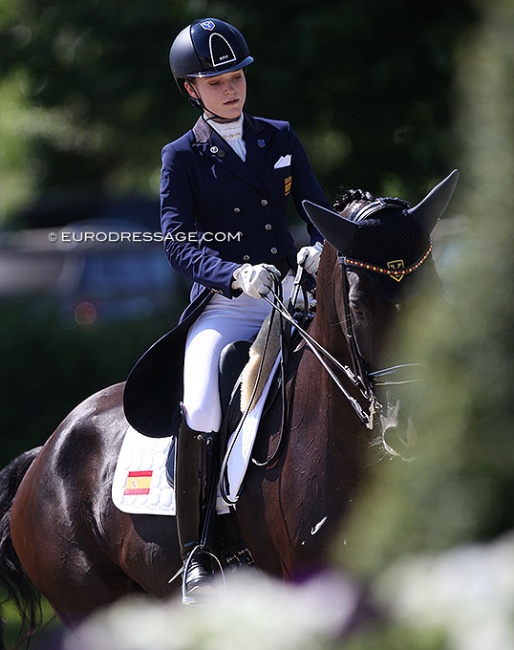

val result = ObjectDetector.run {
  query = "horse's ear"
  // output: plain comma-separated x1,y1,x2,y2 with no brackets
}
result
407,169,459,234
302,200,358,252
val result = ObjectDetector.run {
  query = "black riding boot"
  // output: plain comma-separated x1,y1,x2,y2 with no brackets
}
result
174,417,220,605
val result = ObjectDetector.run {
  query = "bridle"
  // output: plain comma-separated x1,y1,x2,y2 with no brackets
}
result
264,197,430,430
336,252,423,428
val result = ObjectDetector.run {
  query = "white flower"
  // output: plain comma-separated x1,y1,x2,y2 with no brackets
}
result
65,570,359,650
375,532,514,650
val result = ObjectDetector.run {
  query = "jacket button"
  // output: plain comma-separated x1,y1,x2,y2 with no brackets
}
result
270,247,278,255
243,255,250,261
265,224,272,231
234,207,241,213
260,199,268,207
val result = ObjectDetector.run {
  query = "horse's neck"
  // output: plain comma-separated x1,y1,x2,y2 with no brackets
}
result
309,245,349,362
288,258,367,527
298,245,365,451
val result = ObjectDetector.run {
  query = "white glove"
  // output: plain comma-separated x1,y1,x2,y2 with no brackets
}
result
297,241,323,275
231,263,280,299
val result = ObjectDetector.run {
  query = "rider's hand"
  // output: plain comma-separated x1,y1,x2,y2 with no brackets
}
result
231,263,280,299
297,241,323,276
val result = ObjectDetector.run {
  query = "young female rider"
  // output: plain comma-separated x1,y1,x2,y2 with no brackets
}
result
163,17,330,604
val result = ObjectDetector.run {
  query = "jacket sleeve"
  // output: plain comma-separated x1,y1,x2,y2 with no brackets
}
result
160,143,240,298
288,126,330,246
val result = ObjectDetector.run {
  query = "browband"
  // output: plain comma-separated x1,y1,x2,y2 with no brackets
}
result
341,242,433,282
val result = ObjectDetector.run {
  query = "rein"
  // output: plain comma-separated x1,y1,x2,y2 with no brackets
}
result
263,257,422,430
262,275,380,429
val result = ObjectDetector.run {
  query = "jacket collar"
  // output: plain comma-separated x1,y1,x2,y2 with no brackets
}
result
191,113,267,142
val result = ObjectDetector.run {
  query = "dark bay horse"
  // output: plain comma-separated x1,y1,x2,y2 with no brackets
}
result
0,171,458,640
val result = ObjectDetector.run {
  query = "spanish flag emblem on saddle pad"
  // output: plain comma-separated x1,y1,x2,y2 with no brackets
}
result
124,470,153,495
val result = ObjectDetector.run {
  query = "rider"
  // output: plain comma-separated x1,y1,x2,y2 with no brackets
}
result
163,17,330,604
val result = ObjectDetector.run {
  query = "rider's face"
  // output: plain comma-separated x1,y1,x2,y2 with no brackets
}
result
185,70,247,122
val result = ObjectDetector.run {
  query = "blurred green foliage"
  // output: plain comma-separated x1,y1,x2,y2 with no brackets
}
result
0,0,477,221
337,0,514,578
1,590,60,648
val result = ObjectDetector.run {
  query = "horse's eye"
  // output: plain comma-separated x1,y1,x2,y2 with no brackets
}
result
350,300,364,315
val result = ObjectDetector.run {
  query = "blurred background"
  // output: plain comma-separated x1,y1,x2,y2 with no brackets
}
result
0,0,476,459
1,0,514,647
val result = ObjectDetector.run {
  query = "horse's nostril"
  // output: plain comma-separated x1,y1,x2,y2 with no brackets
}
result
381,417,417,461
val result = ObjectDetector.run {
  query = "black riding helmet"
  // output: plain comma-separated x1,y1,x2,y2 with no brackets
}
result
169,18,254,94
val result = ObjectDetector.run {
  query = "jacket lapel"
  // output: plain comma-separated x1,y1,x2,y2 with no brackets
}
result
191,116,269,192
243,115,269,173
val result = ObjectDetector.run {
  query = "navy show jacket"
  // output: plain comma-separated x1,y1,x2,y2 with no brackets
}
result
160,113,330,301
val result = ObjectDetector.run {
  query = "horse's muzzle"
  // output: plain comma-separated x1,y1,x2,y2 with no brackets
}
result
378,396,418,461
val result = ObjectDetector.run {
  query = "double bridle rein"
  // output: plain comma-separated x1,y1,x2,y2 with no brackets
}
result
264,197,431,430
263,268,381,430
263,259,423,432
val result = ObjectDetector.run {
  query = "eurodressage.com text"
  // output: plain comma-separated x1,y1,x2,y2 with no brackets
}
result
48,231,244,244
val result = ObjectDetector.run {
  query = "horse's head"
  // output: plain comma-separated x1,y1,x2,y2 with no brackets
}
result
303,170,459,457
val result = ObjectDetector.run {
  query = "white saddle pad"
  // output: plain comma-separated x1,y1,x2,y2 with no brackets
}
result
112,354,280,516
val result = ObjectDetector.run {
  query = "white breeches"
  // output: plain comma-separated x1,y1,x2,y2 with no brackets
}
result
183,275,293,432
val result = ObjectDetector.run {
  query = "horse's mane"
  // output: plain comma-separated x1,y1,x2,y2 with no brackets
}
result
333,189,376,215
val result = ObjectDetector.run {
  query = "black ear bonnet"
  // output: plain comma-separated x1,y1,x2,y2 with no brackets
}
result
343,205,439,302
303,170,459,303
